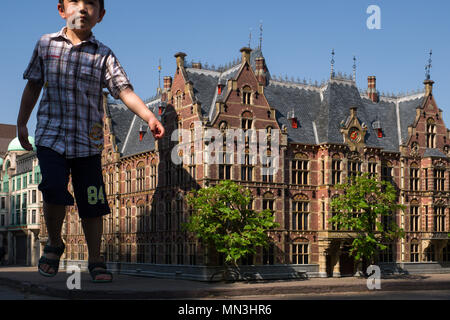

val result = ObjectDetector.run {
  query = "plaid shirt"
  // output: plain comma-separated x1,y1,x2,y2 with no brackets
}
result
23,27,133,159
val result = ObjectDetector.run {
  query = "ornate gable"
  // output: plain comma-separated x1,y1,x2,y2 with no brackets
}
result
340,107,368,152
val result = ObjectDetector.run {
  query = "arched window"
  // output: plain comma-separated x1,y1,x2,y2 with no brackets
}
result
426,118,436,148
291,238,309,264
242,86,252,105
125,201,132,233
262,192,274,212
424,244,436,262
292,194,309,231
241,111,253,132
125,165,131,193
381,161,393,183
136,162,145,192
175,90,183,109
410,162,420,191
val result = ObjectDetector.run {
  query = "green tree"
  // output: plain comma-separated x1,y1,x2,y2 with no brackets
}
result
330,173,405,273
184,180,279,280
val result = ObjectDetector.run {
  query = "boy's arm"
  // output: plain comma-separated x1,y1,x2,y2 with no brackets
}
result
17,80,43,151
119,88,165,139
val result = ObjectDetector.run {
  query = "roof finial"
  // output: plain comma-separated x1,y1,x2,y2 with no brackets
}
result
259,20,263,50
248,28,252,48
330,49,335,79
425,49,432,80
352,55,357,82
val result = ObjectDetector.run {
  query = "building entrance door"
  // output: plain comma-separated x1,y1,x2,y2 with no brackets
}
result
15,235,27,265
339,245,355,276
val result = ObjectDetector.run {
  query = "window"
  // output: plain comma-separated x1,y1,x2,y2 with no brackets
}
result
381,161,393,184
291,153,309,185
292,241,309,264
165,243,172,264
189,149,196,181
125,168,131,193
378,244,394,263
32,190,37,204
189,243,197,265
348,160,361,179
78,243,85,261
262,148,273,183
1,197,5,209
241,112,253,132
263,242,275,265
410,241,419,262
150,160,157,189
242,86,252,105
175,90,183,109
434,204,446,232
262,193,274,212
368,158,377,178
410,201,420,232
443,244,450,262
126,243,132,263
410,163,420,191
424,245,435,262
177,243,184,265
176,197,183,231
331,155,342,185
32,210,36,224
165,160,172,187
292,194,309,231
137,243,145,263
241,151,254,181
426,118,436,148
137,203,145,233
165,201,172,231
125,203,132,233
434,168,445,191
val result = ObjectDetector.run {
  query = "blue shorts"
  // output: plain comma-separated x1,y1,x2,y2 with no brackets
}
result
36,146,111,219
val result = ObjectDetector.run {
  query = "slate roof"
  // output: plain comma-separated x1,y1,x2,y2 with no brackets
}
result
424,148,448,158
107,96,160,157
106,48,438,158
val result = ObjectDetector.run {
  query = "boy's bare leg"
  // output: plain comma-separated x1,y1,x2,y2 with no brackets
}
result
40,201,66,274
81,216,111,281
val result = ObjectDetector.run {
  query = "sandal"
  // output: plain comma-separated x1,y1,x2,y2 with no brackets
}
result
88,262,113,283
38,242,65,277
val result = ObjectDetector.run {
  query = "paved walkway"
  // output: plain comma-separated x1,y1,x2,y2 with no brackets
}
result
1,266,450,299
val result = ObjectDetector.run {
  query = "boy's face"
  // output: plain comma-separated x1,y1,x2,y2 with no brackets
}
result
58,0,105,32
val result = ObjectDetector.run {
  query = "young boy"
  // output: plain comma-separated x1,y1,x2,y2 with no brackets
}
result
17,0,165,282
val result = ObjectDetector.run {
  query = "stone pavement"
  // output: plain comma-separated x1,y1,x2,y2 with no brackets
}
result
1,266,450,300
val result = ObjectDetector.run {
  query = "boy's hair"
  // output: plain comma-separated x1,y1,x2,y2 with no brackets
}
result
59,0,105,12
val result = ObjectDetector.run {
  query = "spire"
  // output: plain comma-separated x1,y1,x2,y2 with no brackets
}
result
352,55,357,82
157,58,162,94
330,49,335,79
425,49,432,80
424,50,434,96
259,20,263,50
248,28,252,48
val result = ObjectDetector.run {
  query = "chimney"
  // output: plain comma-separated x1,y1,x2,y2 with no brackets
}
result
367,76,379,103
255,57,267,86
192,62,202,69
174,52,187,68
240,47,252,64
163,76,172,91
424,79,434,96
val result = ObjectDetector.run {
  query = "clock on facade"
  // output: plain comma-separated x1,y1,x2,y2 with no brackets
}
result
349,128,361,142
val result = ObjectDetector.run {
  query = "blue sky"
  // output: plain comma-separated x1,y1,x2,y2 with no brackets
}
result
2,0,450,135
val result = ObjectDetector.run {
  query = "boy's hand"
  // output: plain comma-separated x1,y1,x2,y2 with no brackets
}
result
148,116,165,140
18,125,34,151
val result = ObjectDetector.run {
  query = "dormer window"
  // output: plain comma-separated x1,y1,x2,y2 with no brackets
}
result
372,120,383,138
243,86,252,105
288,110,298,129
218,85,223,95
